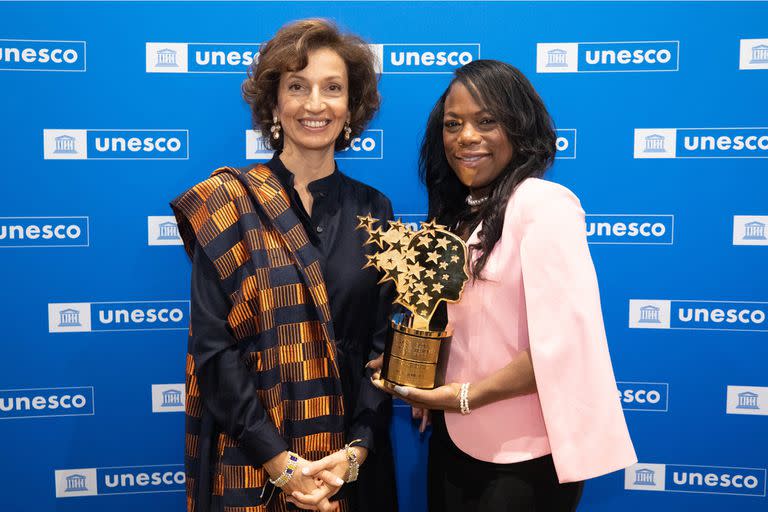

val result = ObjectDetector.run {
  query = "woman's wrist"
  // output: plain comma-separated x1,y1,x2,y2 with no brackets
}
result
264,451,291,481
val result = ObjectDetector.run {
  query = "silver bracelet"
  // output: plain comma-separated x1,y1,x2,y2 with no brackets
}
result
344,439,362,483
459,383,471,415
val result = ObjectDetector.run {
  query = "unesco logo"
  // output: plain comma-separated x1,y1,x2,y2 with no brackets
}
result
537,41,679,73
0,386,94,420
370,44,480,74
740,38,768,70
146,42,260,73
616,382,669,412
151,384,185,413
733,216,768,246
727,385,767,416
629,300,768,332
48,301,189,333
625,463,766,496
0,216,89,248
634,128,768,159
586,215,674,245
55,465,185,498
148,216,182,246
0,39,86,72
43,129,189,160
246,129,384,160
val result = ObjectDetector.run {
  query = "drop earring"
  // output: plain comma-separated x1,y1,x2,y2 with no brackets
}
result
270,116,281,140
343,122,352,141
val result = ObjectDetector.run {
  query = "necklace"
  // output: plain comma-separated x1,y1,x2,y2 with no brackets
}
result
465,194,489,207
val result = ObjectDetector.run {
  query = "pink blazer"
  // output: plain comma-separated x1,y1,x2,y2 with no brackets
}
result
445,178,637,483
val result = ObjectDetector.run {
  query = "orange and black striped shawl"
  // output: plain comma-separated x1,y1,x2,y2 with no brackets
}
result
172,164,348,512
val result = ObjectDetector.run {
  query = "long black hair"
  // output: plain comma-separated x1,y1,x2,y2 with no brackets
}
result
418,59,556,279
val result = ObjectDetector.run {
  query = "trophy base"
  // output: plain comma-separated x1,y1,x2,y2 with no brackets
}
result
381,313,452,390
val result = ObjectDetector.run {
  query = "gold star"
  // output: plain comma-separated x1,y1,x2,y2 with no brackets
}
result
451,255,460,263
389,219,406,233
424,269,436,279
402,290,413,303
362,253,380,270
432,282,445,293
401,230,415,242
365,227,385,248
412,282,427,294
418,293,431,306
356,214,376,231
435,237,450,251
408,262,424,280
389,238,406,252
426,251,440,264
439,261,448,270
442,273,450,281
420,219,438,231
417,234,433,249
403,248,419,263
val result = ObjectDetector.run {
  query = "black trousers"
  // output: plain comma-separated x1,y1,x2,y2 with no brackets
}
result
428,412,583,512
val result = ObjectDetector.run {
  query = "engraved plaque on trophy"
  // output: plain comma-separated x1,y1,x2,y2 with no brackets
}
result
356,215,469,389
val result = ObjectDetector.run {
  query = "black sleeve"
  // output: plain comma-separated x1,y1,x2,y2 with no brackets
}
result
348,195,396,451
191,242,289,465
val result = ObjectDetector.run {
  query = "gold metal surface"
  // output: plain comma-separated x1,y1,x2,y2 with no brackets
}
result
383,355,438,389
389,330,442,363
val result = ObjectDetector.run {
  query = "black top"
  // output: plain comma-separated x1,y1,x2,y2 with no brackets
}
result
190,153,398,510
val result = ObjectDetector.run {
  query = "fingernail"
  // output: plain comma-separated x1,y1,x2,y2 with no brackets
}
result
393,385,409,396
302,467,309,475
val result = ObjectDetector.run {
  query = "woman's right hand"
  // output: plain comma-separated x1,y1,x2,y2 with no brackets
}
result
412,407,431,433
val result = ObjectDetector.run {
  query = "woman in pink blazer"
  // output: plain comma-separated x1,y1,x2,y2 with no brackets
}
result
372,60,636,511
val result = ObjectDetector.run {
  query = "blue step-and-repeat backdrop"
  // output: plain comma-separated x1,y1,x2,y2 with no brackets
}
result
1,1,766,511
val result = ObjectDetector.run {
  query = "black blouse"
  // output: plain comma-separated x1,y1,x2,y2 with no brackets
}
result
189,153,398,510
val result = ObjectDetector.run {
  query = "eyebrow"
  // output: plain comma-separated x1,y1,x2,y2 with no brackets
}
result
286,73,345,81
444,108,492,117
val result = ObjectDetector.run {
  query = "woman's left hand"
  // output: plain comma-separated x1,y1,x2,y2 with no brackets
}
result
367,355,462,411
371,376,462,412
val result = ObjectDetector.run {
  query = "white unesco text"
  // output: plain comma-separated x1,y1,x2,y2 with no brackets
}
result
678,307,765,325
587,221,666,238
94,137,182,153
194,50,257,66
0,223,81,240
672,471,759,489
0,394,87,412
621,389,661,405
683,135,768,151
98,307,184,324
1,46,78,64
105,471,185,488
585,48,672,65
390,50,473,67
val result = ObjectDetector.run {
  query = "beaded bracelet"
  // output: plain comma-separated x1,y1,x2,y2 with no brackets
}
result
459,383,471,415
269,451,299,488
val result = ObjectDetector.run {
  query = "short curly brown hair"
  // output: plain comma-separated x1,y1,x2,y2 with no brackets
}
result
242,18,380,152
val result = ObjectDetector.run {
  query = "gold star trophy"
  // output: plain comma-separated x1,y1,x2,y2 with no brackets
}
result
357,215,469,389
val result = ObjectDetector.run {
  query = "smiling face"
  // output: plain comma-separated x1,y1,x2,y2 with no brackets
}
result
275,47,350,155
442,82,514,191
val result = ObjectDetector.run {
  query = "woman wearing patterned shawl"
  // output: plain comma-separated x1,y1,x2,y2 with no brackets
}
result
171,19,397,512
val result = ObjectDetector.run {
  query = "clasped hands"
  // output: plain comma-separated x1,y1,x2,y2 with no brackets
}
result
265,446,366,511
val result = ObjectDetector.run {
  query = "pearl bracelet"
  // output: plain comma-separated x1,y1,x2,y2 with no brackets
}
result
459,382,471,415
